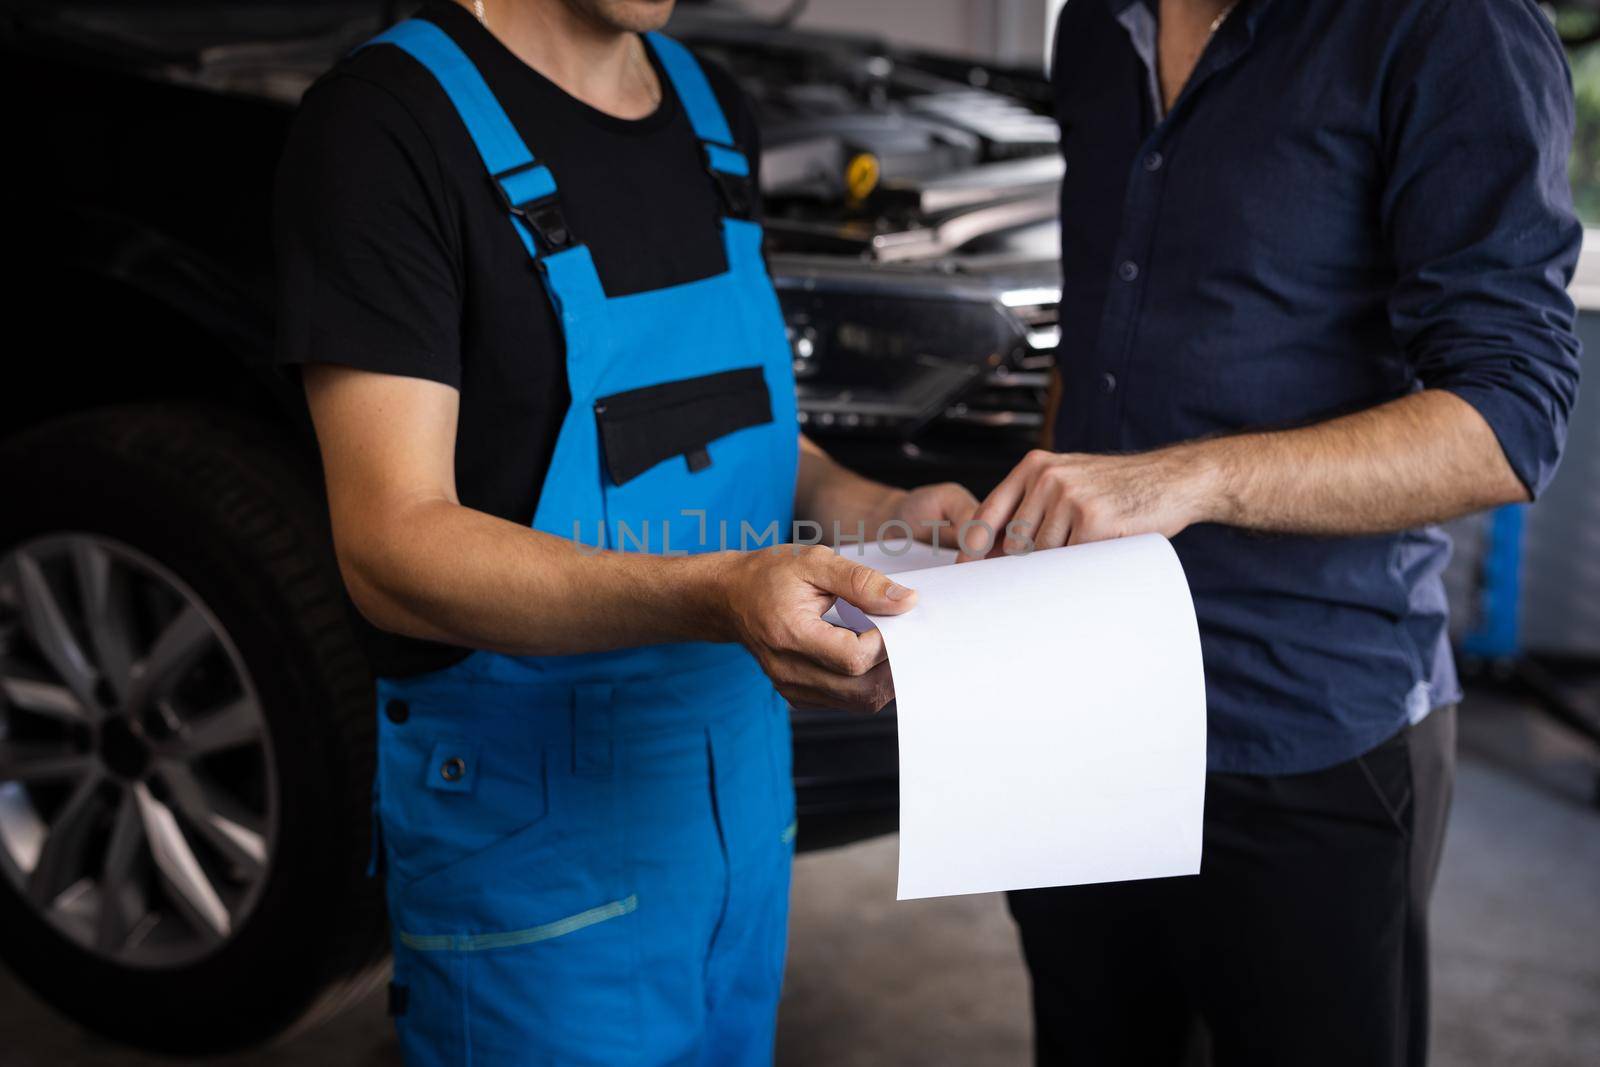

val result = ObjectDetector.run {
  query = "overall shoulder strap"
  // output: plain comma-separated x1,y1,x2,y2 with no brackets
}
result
645,32,755,217
360,19,571,258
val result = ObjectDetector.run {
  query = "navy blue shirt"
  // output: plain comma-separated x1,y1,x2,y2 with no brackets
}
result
1051,0,1582,773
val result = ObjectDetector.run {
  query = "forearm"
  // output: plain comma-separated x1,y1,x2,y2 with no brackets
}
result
1191,389,1529,535
794,435,904,542
337,497,735,655
302,365,913,711
336,493,918,712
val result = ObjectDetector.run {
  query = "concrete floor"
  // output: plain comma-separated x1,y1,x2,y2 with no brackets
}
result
2,689,1596,1066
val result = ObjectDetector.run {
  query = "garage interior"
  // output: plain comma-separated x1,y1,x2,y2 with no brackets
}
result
1,0,1598,1065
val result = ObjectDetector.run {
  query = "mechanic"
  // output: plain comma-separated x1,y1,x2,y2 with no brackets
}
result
962,1,1582,1065
273,1,976,1063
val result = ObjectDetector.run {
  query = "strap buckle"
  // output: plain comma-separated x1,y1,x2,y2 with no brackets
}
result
519,199,575,254
701,143,755,219
491,161,575,253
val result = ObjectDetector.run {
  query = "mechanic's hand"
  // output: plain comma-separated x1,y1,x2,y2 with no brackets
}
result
717,545,916,713
881,481,979,549
956,447,1214,560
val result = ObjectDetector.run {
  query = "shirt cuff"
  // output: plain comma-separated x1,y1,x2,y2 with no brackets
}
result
1437,381,1565,500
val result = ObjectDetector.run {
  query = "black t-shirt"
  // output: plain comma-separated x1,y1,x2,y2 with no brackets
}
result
273,3,761,677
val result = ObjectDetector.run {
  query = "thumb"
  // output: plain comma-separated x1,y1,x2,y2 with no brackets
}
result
806,553,918,616
941,487,980,538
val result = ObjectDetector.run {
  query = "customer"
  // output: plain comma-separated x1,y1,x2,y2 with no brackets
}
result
965,1,1583,1064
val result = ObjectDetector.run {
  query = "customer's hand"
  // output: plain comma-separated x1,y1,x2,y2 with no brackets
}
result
879,481,979,549
957,447,1215,560
715,545,915,712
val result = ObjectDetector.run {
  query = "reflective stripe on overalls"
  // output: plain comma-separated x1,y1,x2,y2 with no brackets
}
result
361,19,800,1066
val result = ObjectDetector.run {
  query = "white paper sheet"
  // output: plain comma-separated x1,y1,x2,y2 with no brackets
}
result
838,534,1206,900
834,537,960,575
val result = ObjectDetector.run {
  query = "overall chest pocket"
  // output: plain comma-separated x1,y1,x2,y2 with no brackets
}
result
594,367,777,553
594,366,772,484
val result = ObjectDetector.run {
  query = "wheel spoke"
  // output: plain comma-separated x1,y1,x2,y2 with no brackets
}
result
95,790,145,954
0,672,90,724
132,782,230,941
150,697,185,736
12,551,101,717
70,539,137,705
162,695,264,759
124,604,212,715
27,770,104,907
153,760,268,878
0,740,95,784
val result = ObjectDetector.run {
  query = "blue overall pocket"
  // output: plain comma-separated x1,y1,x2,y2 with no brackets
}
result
377,688,630,930
593,367,781,555
376,714,549,893
378,694,638,1065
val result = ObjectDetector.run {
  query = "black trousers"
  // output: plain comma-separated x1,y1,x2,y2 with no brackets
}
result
1009,706,1456,1067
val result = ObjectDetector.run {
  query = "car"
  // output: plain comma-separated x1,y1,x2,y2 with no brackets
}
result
0,0,1062,1052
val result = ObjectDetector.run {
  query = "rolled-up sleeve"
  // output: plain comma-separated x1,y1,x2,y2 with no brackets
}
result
1381,0,1583,498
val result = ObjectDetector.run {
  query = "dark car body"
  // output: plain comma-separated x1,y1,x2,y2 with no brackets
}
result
1,0,1066,841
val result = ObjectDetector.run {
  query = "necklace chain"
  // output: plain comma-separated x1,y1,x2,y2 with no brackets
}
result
1209,1,1239,35
629,36,661,109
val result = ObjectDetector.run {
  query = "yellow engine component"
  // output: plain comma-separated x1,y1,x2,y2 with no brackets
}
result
845,152,881,204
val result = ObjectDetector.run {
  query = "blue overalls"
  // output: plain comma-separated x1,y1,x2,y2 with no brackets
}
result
361,19,800,1066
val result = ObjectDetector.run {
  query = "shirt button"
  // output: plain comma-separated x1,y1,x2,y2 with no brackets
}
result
385,698,410,724
1100,372,1118,394
1143,151,1163,171
1118,260,1140,282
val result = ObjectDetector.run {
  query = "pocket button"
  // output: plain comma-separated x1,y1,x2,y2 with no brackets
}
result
425,741,477,794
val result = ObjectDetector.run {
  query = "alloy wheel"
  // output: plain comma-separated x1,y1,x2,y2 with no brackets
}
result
0,534,277,967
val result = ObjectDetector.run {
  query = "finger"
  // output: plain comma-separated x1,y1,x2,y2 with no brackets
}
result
848,626,889,669
783,607,888,676
777,657,895,714
835,660,895,714
958,489,1014,560
1003,474,1058,555
934,502,972,550
957,459,1036,560
933,484,980,543
1035,494,1075,550
805,553,916,616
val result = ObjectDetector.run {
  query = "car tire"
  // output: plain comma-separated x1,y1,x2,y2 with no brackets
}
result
0,404,388,1054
